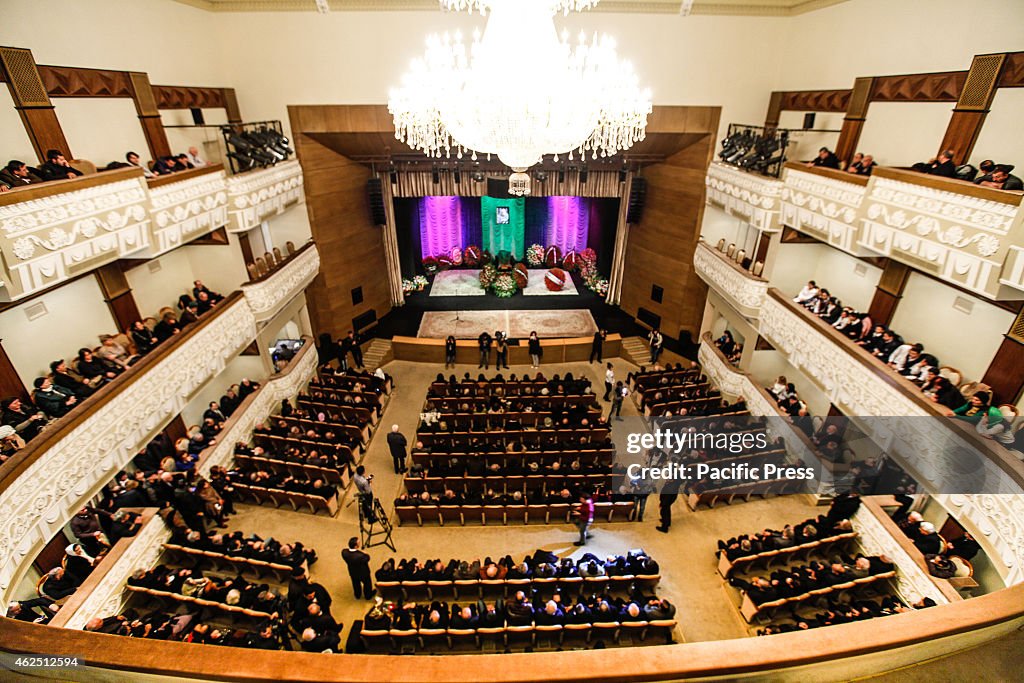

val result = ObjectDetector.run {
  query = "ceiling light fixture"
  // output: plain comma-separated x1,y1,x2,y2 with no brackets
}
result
389,0,651,196
314,0,330,13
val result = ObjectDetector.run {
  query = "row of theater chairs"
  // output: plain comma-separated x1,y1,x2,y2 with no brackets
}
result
246,241,300,281
714,238,764,276
160,543,298,583
376,573,661,603
717,532,859,580
739,570,897,624
230,482,338,516
395,501,637,527
360,619,677,654
125,584,274,622
686,477,806,511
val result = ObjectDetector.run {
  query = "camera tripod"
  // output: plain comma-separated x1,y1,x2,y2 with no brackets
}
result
357,493,395,552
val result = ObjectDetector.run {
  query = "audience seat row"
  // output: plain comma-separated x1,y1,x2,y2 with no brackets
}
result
395,501,636,526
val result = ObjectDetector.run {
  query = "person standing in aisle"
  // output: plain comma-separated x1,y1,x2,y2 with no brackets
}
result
347,330,364,369
648,328,663,364
573,490,595,546
590,329,606,363
387,424,408,474
478,331,492,369
657,477,680,533
341,537,374,600
528,331,542,368
610,381,628,420
495,332,509,370
603,362,615,401
444,335,457,369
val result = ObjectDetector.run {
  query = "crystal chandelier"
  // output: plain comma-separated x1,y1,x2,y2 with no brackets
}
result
389,0,651,196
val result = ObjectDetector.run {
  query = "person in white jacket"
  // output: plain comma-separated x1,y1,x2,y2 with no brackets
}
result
794,280,818,304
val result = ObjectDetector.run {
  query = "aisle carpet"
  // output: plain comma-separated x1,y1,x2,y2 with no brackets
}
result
417,309,598,339
429,269,579,297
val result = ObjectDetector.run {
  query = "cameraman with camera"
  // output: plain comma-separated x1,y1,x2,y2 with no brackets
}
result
353,465,375,522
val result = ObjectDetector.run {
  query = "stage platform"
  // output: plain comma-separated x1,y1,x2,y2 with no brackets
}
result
417,309,597,339
429,269,580,297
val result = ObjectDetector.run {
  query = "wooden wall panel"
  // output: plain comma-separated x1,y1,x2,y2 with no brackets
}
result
777,89,851,113
38,65,133,98
293,133,390,338
868,70,966,103
152,85,227,110
619,138,714,345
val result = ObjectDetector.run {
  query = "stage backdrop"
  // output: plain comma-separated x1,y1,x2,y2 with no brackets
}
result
395,196,619,278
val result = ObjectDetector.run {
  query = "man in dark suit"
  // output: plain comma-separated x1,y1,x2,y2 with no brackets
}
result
346,330,364,368
387,424,408,473
39,150,84,181
478,331,492,369
656,477,681,533
589,329,606,363
341,537,374,600
0,160,44,189
913,149,957,178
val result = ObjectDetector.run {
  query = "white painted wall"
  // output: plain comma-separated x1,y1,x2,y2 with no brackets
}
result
125,249,196,318
0,276,118,388
267,207,314,252
776,110,843,164
180,354,265,428
52,98,152,168
855,102,956,167
768,243,881,312
889,274,1014,385
182,236,249,298
0,88,36,165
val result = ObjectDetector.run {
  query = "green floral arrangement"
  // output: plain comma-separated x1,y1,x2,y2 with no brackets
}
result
479,263,498,289
491,273,518,298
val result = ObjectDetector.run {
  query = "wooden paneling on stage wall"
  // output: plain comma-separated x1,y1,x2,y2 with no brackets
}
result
290,107,390,336
620,126,718,343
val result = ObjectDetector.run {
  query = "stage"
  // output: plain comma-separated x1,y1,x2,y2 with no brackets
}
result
429,269,581,297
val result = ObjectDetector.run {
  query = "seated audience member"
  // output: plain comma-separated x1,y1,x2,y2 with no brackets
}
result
38,567,77,602
154,313,182,342
844,152,864,173
98,336,139,369
0,160,44,189
2,396,48,441
39,149,85,181
151,156,179,176
914,522,943,555
6,599,58,624
50,359,95,397
193,280,224,305
174,154,194,171
125,151,155,178
950,391,1001,424
76,348,122,386
130,320,160,355
186,146,208,168
912,149,957,178
975,164,1023,191
794,281,818,305
0,423,26,461
808,147,840,169
32,377,77,418
853,154,876,176
925,376,967,412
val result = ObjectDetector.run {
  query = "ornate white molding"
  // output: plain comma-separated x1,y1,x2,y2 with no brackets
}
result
758,293,1024,499
693,241,767,319
781,168,867,255
0,175,151,298
226,160,305,233
704,162,783,233
145,170,229,256
859,175,1023,298
241,244,320,323
852,507,949,605
61,514,171,630
932,494,1024,586
199,339,318,474
999,245,1024,294
0,297,256,600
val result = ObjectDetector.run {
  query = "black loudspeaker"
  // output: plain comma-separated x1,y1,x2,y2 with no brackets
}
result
626,176,647,224
190,108,205,125
486,177,511,198
803,112,815,130
367,178,386,225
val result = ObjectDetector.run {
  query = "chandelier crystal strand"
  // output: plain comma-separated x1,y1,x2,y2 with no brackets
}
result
390,0,650,181
439,0,600,16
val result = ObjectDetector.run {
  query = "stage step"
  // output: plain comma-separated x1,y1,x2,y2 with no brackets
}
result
362,338,393,373
621,337,650,368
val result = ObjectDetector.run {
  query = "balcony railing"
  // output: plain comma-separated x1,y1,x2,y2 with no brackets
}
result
225,159,304,233
241,240,320,324
198,336,318,474
693,240,768,318
144,166,229,257
0,164,250,300
757,288,1024,584
704,161,783,232
0,167,151,299
0,292,256,599
780,162,870,255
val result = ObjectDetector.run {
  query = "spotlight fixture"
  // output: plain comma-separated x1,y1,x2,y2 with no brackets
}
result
314,0,330,13
533,170,548,181
471,170,486,182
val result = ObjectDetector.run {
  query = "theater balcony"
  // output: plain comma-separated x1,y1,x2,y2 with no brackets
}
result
0,292,256,598
241,240,320,324
858,168,1024,300
693,239,768,319
780,162,871,255
757,288,1024,585
704,161,784,233
225,159,305,234
0,168,150,300
142,166,229,257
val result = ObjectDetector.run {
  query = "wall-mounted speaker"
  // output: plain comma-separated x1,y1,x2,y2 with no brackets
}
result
626,176,647,224
367,177,386,225
803,112,815,130
190,108,205,125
